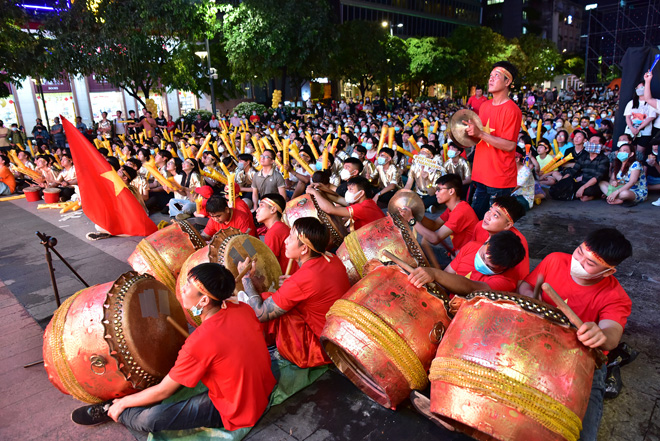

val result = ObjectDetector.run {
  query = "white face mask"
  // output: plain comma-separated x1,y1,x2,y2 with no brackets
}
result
345,189,363,204
339,168,352,181
570,256,612,280
351,152,361,159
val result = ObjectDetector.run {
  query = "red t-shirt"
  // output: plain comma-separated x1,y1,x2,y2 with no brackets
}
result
449,241,519,292
472,99,522,189
233,197,251,216
467,95,488,114
264,221,298,275
168,302,276,430
440,201,478,252
473,221,530,281
348,198,385,231
523,253,631,328
272,255,350,337
203,208,257,238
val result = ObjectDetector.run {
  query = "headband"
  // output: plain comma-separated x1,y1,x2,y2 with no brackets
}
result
297,231,331,262
262,198,282,213
493,66,513,84
189,277,219,301
492,204,513,224
582,244,615,269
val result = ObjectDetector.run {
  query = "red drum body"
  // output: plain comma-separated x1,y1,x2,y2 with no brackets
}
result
429,292,603,441
336,215,428,285
43,272,187,403
176,228,282,327
43,188,61,203
321,266,450,410
128,219,205,292
284,194,346,247
24,186,42,202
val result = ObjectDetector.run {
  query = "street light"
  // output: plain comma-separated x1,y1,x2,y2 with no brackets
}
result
381,21,403,36
195,39,217,115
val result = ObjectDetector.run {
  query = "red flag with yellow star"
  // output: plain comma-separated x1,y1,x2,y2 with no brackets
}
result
62,116,158,236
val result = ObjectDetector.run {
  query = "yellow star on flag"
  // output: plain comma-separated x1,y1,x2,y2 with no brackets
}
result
101,170,128,197
483,119,494,135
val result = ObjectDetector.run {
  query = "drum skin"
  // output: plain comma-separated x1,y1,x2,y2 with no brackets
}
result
43,272,188,403
336,215,428,285
429,293,601,441
284,194,346,247
176,228,282,327
128,220,205,292
321,265,451,410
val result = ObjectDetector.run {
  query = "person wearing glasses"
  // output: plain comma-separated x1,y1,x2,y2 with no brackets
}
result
251,148,287,211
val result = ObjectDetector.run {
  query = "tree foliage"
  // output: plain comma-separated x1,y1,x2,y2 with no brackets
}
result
406,37,464,95
449,26,510,90
517,34,562,85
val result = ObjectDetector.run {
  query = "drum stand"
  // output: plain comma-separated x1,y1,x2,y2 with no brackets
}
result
24,232,90,369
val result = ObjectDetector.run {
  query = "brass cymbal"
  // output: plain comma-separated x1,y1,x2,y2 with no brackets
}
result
388,189,425,222
449,109,483,148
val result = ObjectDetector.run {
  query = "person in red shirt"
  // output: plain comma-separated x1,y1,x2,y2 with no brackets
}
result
472,196,529,283
306,176,385,232
201,195,257,240
398,174,478,255
237,217,351,368
408,230,526,295
466,61,523,219
518,228,633,441
466,85,488,114
71,263,276,432
255,193,298,275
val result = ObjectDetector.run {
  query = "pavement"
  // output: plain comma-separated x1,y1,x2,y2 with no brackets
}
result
0,195,659,441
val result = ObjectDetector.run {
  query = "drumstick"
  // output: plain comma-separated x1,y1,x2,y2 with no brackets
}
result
166,316,190,338
532,274,544,300
542,283,583,328
383,250,414,273
285,258,294,276
235,256,256,282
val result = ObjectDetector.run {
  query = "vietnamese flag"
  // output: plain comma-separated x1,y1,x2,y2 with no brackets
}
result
62,116,158,236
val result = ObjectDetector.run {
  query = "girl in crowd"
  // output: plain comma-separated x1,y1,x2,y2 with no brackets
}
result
599,143,647,206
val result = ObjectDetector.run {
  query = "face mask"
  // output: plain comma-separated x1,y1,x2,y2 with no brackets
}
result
395,126,401,132
387,121,392,127
234,114,238,117
278,129,283,135
530,122,538,129
600,113,607,119
571,121,579,127
447,149,457,158
211,131,217,137
237,162,245,170
616,152,629,162
345,190,363,204
11,127,17,131
517,141,525,149
636,87,645,96
568,112,573,117
369,128,376,134
340,168,351,181
377,156,387,165
218,146,226,153
584,142,602,154
315,161,323,171
351,152,361,159
190,297,205,317
474,248,496,276
363,142,373,150
617,141,627,148
570,256,611,280
554,121,562,128
440,125,447,131
361,126,367,133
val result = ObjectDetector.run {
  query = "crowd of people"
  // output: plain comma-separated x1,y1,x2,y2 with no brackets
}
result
1,60,648,440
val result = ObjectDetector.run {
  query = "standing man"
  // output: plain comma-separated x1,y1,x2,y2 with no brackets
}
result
50,117,66,149
251,149,287,210
467,85,488,114
466,61,522,219
114,111,127,138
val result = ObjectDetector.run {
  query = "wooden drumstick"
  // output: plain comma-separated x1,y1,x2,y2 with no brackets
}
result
235,256,256,282
532,274,544,300
285,258,294,276
383,250,415,273
542,282,584,328
166,316,190,338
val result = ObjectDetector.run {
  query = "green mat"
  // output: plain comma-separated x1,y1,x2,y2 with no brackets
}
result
147,356,329,441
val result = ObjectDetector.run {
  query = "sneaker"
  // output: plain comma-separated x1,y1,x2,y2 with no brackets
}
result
175,213,192,221
652,198,660,207
86,232,113,241
607,342,639,368
409,390,455,431
71,400,113,426
604,365,623,399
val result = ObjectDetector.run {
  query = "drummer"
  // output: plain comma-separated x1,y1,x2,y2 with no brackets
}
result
201,195,257,240
408,230,526,295
306,176,385,232
237,217,350,368
71,263,276,433
518,228,633,441
403,144,445,209
255,193,298,275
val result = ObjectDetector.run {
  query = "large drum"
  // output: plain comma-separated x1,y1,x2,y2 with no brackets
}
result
336,214,429,285
283,194,347,247
128,219,206,292
43,272,188,403
320,265,450,410
176,228,282,327
429,292,605,441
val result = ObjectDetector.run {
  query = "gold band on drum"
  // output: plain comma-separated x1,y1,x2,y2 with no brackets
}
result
327,299,428,391
136,239,177,292
49,290,103,404
429,357,582,441
344,231,368,277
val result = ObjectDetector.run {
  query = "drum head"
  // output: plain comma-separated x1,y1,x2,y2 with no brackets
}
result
104,272,188,386
219,234,282,293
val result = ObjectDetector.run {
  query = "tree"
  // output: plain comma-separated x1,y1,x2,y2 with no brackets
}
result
517,34,561,86
220,0,334,101
406,37,464,97
46,0,219,108
381,36,410,98
559,55,585,78
449,26,509,92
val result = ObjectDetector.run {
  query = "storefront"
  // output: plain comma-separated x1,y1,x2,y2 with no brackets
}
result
34,78,76,127
88,75,124,120
178,91,197,115
0,84,19,126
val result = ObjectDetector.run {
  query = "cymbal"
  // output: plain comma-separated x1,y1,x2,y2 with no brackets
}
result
449,109,483,148
388,189,425,222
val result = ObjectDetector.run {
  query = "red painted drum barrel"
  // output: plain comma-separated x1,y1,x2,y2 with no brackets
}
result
320,265,450,410
43,272,188,403
176,228,282,327
43,188,61,203
128,219,205,292
336,214,429,285
429,291,605,441
283,194,347,247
